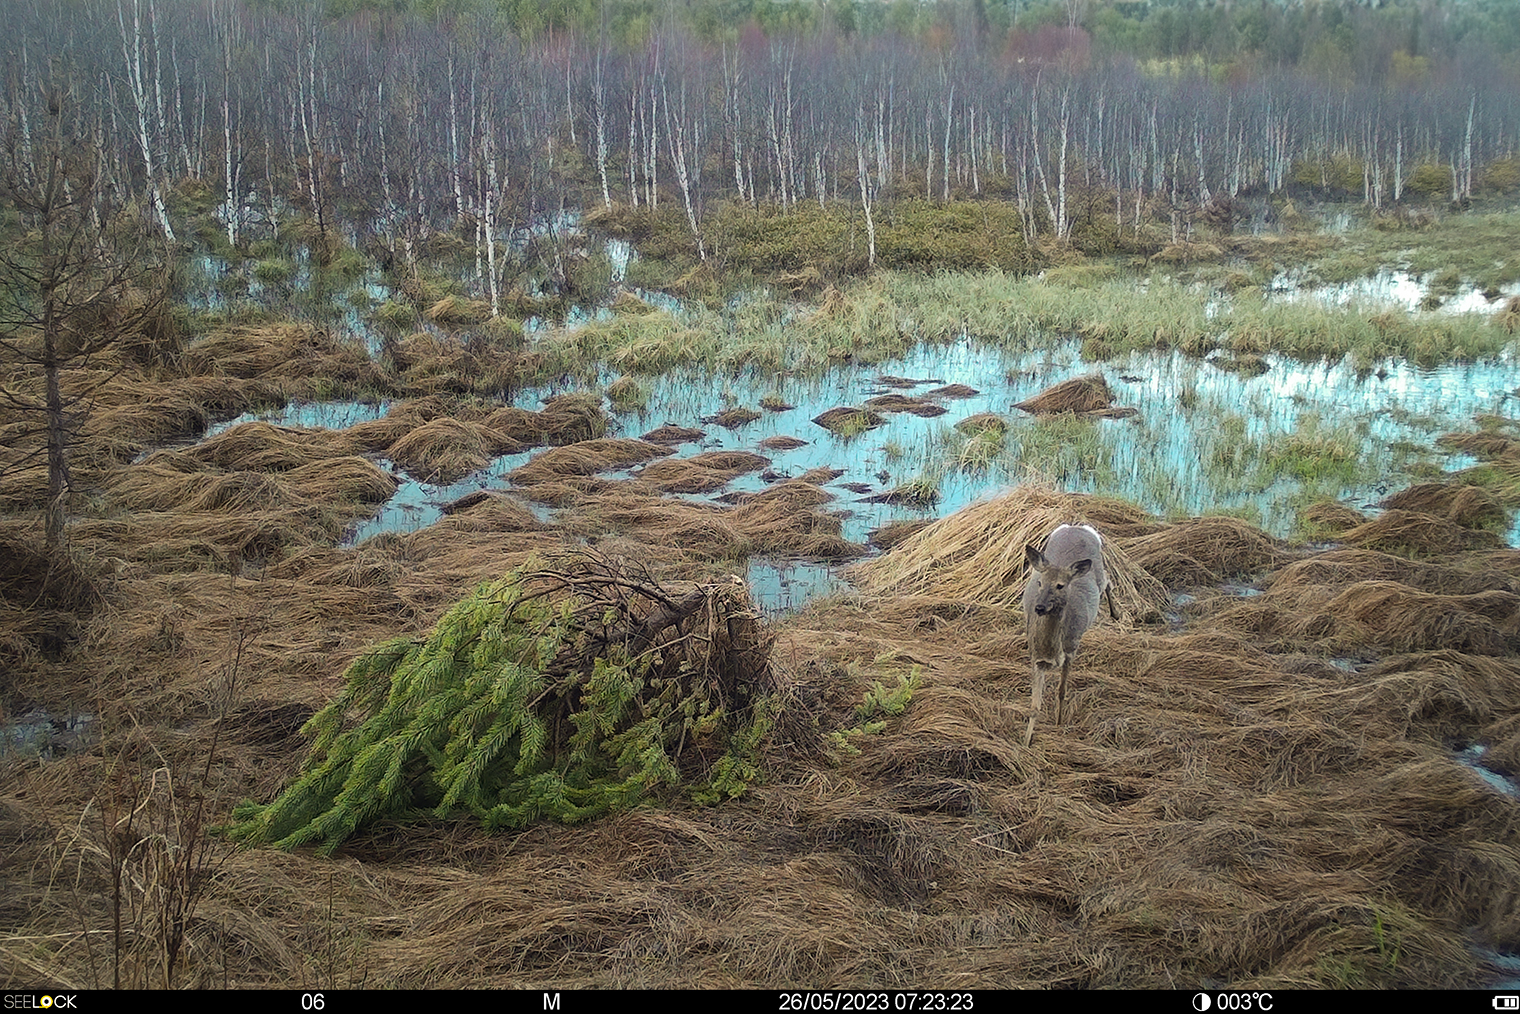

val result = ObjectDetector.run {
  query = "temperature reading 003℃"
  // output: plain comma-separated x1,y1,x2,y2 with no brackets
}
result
1193,994,1272,1012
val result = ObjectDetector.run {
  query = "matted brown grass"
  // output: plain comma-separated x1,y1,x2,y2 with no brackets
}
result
1340,508,1506,556
6,379,1520,990
178,421,359,472
1120,516,1295,587
1382,482,1507,529
1300,499,1368,534
641,424,706,445
508,439,673,485
1014,372,1121,416
1438,431,1520,459
635,451,770,494
386,417,523,483
812,407,885,434
757,435,809,451
1497,295,1520,334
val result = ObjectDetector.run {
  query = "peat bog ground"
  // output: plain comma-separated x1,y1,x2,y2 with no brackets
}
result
4,201,1520,989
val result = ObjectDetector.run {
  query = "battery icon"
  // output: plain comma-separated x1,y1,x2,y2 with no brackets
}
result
1493,997,1519,1009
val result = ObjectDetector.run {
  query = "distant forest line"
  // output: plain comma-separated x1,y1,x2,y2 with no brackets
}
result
4,0,1518,274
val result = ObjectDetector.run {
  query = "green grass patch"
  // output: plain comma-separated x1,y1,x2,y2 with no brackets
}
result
252,257,295,284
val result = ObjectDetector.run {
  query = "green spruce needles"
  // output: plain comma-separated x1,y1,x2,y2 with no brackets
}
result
227,554,776,853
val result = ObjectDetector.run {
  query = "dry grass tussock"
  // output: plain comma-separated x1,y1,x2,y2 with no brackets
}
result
1382,481,1507,529
635,451,770,494
8,384,1520,988
1214,578,1519,656
1300,500,1368,533
386,418,523,483
1339,508,1505,556
508,438,673,485
1438,430,1520,459
1014,372,1135,419
560,481,865,564
184,325,381,394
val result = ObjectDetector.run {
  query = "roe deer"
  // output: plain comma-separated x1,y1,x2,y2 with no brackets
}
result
1022,523,1120,747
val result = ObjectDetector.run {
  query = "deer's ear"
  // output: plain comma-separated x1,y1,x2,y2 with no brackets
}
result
1025,544,1045,569
1071,558,1093,576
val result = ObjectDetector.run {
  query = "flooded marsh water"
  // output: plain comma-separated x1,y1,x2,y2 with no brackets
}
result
167,219,1520,614
193,337,1520,612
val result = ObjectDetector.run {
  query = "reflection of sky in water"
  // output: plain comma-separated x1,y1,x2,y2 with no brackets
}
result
205,399,393,439
1269,267,1520,315
1458,744,1520,799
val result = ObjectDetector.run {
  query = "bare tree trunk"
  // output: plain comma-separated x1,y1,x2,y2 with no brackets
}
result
626,84,638,207
594,46,612,210
1030,84,1058,238
662,75,705,261
220,19,240,249
1393,123,1404,203
1056,84,1069,239
723,43,746,203
449,54,465,225
856,104,875,269
942,81,953,200
483,110,501,317
1461,94,1476,200
116,0,175,241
